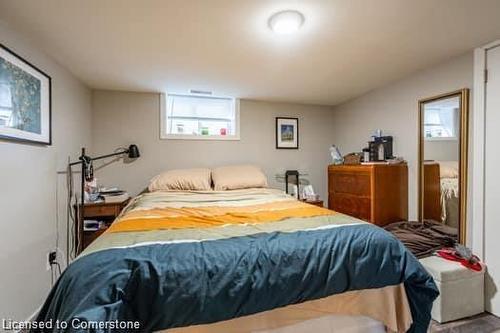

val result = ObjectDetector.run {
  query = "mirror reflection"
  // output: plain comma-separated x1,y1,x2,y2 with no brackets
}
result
423,96,460,229
419,90,468,244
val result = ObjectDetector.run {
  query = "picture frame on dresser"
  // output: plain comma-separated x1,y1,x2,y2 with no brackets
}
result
0,44,52,145
276,117,299,149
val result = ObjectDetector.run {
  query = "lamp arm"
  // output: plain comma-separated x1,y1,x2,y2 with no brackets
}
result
68,150,127,165
90,150,128,162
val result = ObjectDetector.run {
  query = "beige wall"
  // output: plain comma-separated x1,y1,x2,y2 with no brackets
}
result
330,52,473,220
0,25,92,321
91,91,336,202
424,140,459,161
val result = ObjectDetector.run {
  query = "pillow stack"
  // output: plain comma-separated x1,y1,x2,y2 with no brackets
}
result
148,165,268,192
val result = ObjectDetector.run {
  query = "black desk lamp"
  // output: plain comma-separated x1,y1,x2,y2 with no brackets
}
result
70,144,140,206
68,144,140,254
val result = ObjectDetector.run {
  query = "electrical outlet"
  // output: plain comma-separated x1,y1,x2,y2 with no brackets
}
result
46,251,57,271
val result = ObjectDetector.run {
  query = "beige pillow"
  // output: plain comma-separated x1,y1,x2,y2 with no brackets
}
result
212,165,268,191
438,161,459,179
148,168,212,192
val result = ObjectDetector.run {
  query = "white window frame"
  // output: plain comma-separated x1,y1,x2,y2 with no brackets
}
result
160,93,240,141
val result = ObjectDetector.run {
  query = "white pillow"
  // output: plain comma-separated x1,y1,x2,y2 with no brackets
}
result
148,168,212,192
212,165,268,191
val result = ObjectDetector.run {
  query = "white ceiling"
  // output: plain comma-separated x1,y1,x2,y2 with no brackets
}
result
1,0,500,106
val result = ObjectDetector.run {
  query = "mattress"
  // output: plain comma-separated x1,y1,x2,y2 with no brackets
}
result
34,188,438,333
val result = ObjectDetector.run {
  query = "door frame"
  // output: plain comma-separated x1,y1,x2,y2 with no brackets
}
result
472,40,500,259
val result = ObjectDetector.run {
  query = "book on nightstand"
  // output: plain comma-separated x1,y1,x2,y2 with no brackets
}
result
100,190,130,203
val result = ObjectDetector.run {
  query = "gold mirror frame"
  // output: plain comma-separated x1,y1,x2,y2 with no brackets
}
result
418,88,469,244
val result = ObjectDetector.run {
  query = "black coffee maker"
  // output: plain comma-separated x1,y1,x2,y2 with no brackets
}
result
368,136,393,161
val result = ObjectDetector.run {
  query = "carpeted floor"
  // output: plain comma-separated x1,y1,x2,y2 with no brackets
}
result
430,313,500,333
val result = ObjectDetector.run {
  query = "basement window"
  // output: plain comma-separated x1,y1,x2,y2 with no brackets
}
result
161,93,240,140
423,107,459,140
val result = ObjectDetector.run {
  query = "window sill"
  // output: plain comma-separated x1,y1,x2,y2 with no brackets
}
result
424,137,458,141
160,134,240,141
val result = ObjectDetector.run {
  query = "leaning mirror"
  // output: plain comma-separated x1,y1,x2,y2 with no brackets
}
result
418,89,469,244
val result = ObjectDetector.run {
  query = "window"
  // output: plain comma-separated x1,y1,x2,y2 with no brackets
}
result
161,93,239,140
423,96,459,140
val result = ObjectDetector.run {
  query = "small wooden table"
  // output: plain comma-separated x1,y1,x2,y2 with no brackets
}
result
74,199,130,255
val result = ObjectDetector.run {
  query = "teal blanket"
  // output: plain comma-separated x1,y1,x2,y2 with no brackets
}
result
35,224,438,332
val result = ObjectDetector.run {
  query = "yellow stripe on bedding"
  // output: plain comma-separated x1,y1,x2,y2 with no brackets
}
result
107,204,335,233
120,200,306,220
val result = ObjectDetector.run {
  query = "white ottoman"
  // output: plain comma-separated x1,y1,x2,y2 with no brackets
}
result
419,255,485,323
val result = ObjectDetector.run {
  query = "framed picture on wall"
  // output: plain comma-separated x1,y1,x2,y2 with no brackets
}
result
0,44,52,145
276,117,298,149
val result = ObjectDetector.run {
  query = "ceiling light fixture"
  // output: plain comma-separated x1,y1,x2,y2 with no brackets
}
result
268,10,305,35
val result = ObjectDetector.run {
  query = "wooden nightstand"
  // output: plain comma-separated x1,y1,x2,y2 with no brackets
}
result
301,199,324,207
74,199,130,255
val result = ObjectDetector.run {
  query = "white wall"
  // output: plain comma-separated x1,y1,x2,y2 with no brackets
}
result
330,52,473,220
0,25,92,321
90,91,336,202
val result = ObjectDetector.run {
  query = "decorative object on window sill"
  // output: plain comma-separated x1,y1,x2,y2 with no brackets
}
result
276,117,299,149
0,44,51,145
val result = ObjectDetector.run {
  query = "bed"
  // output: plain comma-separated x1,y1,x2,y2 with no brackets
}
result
35,188,437,333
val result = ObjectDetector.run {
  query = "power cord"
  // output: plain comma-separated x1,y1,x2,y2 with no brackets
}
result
49,252,62,286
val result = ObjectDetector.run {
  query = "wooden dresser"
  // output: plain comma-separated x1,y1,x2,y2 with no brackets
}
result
423,162,441,222
328,164,408,226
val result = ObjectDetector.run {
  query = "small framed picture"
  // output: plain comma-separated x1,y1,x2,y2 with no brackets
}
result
0,44,52,145
276,117,299,149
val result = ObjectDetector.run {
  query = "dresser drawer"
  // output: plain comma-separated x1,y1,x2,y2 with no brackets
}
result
83,205,120,218
329,172,371,196
330,194,371,221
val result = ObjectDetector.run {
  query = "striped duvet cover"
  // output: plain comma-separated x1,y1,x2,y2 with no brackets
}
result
35,188,438,333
